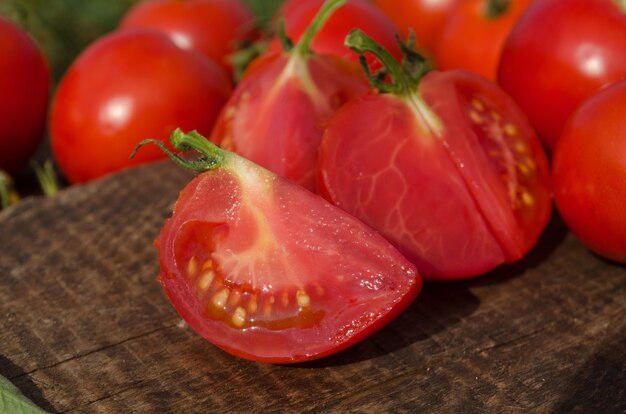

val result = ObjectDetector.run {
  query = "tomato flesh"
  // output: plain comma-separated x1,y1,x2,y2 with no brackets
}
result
319,70,551,279
157,152,421,363
211,50,369,192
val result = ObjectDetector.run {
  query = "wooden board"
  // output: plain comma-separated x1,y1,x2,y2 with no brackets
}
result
1,161,624,413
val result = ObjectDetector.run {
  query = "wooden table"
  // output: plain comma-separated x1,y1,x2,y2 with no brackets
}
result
1,162,624,413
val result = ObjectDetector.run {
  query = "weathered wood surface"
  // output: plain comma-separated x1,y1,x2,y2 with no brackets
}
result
0,161,624,414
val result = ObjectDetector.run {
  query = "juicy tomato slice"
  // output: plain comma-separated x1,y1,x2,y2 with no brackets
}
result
318,69,551,279
211,52,369,192
156,151,421,363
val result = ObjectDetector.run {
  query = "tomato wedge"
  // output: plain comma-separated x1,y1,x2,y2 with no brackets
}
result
211,0,369,192
318,30,552,279
141,130,421,363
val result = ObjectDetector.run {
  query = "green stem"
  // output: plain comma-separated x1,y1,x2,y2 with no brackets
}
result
131,129,226,173
345,29,418,96
0,170,19,209
294,0,346,56
485,0,510,19
32,160,59,196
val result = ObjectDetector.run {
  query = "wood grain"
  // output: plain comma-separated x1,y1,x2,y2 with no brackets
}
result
1,161,624,413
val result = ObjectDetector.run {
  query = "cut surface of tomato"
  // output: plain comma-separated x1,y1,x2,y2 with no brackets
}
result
318,32,551,279
153,130,421,363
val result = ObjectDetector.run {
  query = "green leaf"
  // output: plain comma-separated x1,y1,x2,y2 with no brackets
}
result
0,375,49,414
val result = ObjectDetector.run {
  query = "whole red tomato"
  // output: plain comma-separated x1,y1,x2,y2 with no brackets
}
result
552,80,626,263
498,0,626,151
119,0,255,75
371,0,459,56
50,29,231,183
318,30,552,279
0,17,50,175
435,0,532,81
143,129,421,363
269,0,401,70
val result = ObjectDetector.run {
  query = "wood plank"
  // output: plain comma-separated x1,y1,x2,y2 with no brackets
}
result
0,161,624,413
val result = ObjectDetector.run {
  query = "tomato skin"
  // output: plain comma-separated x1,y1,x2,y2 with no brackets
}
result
119,0,255,75
435,0,532,81
156,149,421,363
371,0,459,56
50,29,231,183
0,17,50,174
497,0,626,151
211,50,369,192
552,80,626,263
270,0,402,70
318,69,551,279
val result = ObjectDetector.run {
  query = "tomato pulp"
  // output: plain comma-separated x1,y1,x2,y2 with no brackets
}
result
150,130,421,363
319,31,552,279
211,0,369,192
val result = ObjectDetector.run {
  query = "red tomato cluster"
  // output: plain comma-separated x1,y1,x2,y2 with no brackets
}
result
4,0,626,363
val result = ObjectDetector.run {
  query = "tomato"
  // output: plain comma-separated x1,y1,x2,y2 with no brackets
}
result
148,129,421,363
50,29,231,184
498,0,626,151
269,0,402,71
371,0,459,56
119,0,255,75
552,80,626,263
211,0,369,192
318,30,552,280
0,17,50,175
435,0,532,81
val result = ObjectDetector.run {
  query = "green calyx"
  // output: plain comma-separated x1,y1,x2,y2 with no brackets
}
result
485,0,511,19
345,29,430,97
279,0,346,56
0,170,19,209
131,129,226,173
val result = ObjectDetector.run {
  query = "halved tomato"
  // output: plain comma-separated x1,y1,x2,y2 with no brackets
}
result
318,30,552,279
150,130,421,363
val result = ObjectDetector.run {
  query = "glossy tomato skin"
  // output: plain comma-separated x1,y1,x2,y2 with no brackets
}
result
211,51,369,192
50,29,231,183
435,0,532,81
270,0,402,70
119,0,255,74
0,17,50,174
552,81,626,263
156,150,421,363
371,0,459,56
319,70,551,279
498,0,626,151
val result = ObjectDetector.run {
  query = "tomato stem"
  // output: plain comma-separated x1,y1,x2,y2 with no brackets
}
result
485,0,510,19
295,0,346,56
345,29,429,97
0,170,19,209
131,129,225,173
32,160,59,196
